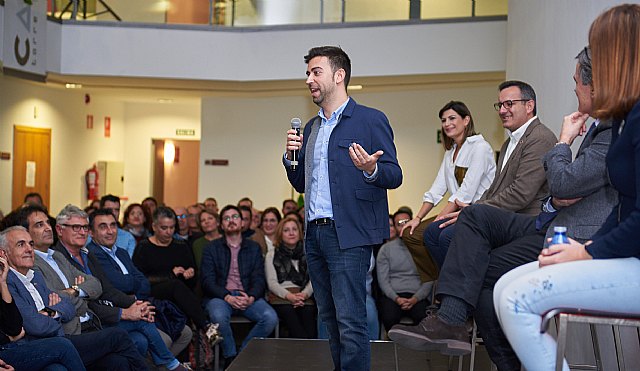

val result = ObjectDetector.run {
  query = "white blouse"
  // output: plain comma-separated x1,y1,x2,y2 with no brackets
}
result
422,134,496,205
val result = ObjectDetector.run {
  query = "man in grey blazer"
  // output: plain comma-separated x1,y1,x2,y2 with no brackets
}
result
18,205,103,335
390,48,616,368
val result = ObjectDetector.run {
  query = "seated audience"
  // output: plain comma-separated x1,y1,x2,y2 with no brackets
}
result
201,205,278,368
28,205,187,370
281,199,298,217
390,53,614,364
239,206,268,254
401,101,496,281
88,209,193,357
23,192,44,208
141,197,158,232
133,206,220,345
191,210,221,270
0,252,86,371
260,207,281,254
203,197,219,214
100,195,136,257
495,6,640,370
186,204,204,242
172,206,190,242
0,226,147,370
377,209,432,332
122,203,152,248
265,215,315,339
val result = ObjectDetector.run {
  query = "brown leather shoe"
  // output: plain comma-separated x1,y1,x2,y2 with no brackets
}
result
388,312,471,355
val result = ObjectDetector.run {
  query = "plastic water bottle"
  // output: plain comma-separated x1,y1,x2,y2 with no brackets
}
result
551,226,569,245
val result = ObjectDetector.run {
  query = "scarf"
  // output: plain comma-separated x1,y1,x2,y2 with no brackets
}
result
272,241,308,287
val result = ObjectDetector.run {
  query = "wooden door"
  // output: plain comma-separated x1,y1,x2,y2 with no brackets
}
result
12,126,52,210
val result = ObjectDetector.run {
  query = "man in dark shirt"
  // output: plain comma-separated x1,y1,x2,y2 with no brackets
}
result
201,205,277,367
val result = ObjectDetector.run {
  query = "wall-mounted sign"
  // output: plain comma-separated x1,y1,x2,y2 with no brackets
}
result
204,159,229,166
87,114,94,129
26,161,36,187
3,0,47,77
104,117,111,138
176,129,196,136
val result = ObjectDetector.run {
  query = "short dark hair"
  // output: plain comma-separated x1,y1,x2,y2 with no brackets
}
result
438,101,478,150
142,197,158,206
24,192,44,205
153,206,176,224
100,194,120,208
89,208,117,229
282,199,297,208
304,46,352,88
576,46,593,87
238,205,252,219
16,205,50,230
220,205,242,220
393,208,413,220
498,80,537,115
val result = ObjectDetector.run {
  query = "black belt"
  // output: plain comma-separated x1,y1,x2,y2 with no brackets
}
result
310,217,333,225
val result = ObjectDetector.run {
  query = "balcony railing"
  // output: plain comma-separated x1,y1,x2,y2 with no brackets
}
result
47,0,507,26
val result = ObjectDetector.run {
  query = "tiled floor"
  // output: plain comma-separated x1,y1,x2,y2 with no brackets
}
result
228,338,495,370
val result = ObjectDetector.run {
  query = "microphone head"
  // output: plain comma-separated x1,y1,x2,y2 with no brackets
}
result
291,118,302,129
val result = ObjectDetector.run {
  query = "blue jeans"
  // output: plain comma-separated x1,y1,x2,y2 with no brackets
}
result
0,337,85,371
116,319,178,369
305,222,371,371
423,219,456,268
205,296,278,358
494,259,640,371
317,294,379,341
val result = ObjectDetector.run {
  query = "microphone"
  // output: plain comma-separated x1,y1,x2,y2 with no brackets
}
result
290,118,302,171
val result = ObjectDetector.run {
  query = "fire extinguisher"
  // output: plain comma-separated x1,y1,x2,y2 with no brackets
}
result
85,164,99,200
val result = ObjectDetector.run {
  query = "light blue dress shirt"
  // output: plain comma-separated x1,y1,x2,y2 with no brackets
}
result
308,98,351,221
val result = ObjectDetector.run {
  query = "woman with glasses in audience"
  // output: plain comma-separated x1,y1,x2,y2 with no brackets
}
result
133,206,221,345
265,215,316,338
122,203,152,247
260,207,282,254
191,210,221,270
494,5,640,371
400,101,496,280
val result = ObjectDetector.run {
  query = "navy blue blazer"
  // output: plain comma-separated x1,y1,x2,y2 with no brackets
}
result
87,241,151,300
6,270,75,340
286,98,402,249
200,238,266,301
589,100,640,259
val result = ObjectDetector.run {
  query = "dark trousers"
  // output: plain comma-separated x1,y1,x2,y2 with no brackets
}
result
68,326,148,370
436,204,545,371
151,279,208,329
273,303,317,339
378,292,429,332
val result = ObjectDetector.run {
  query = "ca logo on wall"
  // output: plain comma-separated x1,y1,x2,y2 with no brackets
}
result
3,0,47,77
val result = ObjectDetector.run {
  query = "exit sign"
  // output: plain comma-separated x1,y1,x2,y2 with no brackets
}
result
176,129,195,136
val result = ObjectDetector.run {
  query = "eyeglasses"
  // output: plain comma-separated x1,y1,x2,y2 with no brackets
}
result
176,214,188,220
222,214,241,222
493,99,529,111
61,224,90,232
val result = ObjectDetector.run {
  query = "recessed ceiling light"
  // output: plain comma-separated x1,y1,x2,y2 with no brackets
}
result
65,83,82,89
347,85,363,91
157,98,174,103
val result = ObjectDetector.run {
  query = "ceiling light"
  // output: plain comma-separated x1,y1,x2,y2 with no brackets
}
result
65,83,82,89
157,98,174,103
347,85,363,91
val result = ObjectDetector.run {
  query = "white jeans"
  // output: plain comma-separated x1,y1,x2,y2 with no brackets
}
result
493,258,640,371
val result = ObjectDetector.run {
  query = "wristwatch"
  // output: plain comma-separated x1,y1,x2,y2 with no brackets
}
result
71,285,80,297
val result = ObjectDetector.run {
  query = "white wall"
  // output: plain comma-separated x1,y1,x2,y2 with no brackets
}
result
0,75,126,214
200,81,503,213
54,19,506,81
507,0,627,138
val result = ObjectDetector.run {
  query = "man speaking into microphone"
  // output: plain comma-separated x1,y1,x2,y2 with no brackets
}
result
282,46,402,371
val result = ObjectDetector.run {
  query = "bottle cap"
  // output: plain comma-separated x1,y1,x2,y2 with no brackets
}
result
553,226,567,233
